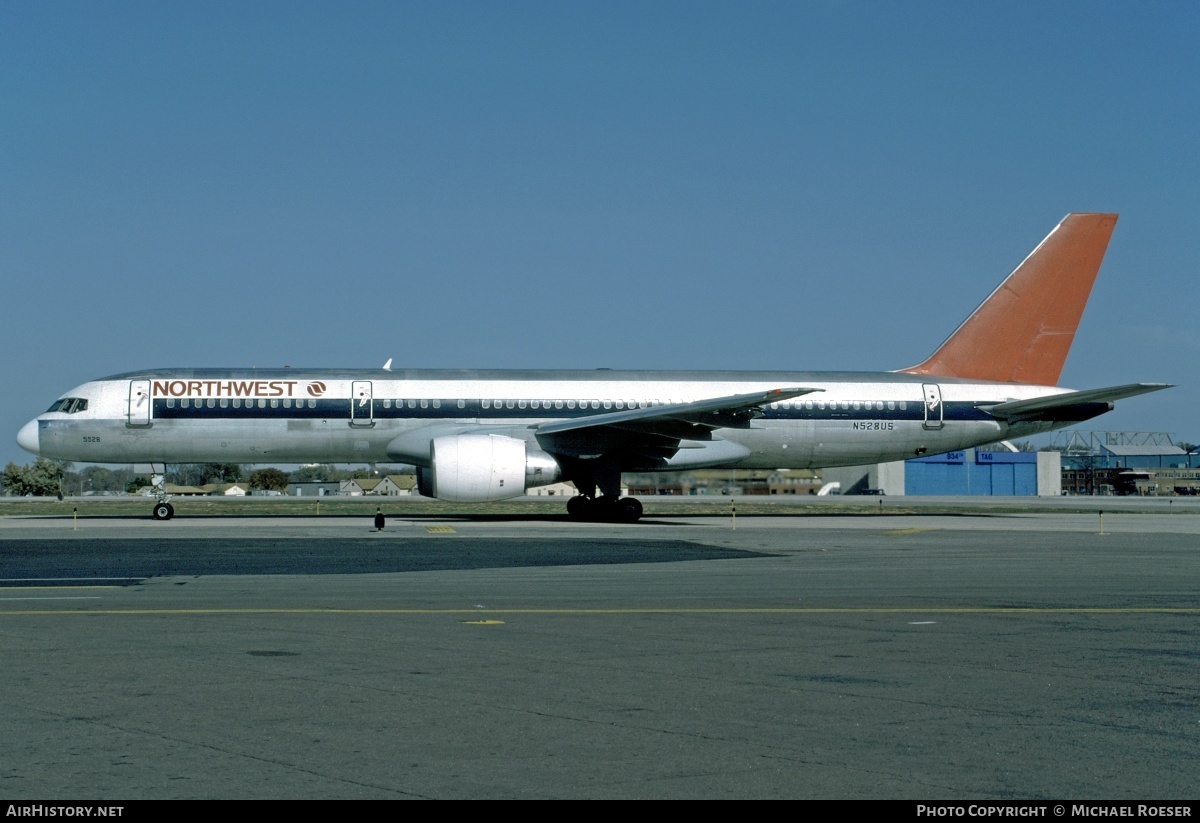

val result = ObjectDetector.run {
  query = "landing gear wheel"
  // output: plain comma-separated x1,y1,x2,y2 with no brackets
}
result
567,496,642,522
567,496,592,519
615,497,643,523
152,502,173,520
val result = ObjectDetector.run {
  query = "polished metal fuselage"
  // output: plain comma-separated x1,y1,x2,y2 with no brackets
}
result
23,367,1076,475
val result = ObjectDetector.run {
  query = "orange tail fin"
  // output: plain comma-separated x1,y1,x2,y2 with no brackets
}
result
899,213,1117,386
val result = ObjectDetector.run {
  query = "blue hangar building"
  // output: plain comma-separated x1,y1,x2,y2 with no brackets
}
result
826,449,1062,496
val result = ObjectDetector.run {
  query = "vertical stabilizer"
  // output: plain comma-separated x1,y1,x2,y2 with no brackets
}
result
900,213,1117,385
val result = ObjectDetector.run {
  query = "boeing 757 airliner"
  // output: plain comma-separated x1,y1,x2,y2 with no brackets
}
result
17,214,1169,520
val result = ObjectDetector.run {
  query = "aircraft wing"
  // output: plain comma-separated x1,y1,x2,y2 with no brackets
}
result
385,387,822,466
980,383,1172,423
537,387,821,436
534,387,822,459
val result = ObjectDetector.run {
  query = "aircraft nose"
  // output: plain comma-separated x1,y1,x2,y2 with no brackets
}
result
17,420,40,455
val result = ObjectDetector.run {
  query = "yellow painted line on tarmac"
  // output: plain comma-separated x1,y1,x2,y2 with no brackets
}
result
880,528,937,536
0,586,122,591
425,526,457,534
2,597,102,602
2,602,1200,614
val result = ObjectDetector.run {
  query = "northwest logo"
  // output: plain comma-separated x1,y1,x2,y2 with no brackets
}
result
306,382,327,397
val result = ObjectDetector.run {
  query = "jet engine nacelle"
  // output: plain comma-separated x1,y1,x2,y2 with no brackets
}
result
424,434,561,502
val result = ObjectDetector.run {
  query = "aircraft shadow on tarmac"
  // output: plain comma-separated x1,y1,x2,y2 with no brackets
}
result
1,538,773,581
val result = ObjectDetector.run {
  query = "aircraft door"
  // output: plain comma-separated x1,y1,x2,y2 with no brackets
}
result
922,383,944,430
128,380,152,427
350,381,374,427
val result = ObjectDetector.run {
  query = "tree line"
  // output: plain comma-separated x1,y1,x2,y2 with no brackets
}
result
1,461,412,497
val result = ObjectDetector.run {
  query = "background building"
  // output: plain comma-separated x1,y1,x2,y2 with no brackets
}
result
825,450,1061,497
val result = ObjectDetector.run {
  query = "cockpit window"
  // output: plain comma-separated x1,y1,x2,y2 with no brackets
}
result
47,397,88,414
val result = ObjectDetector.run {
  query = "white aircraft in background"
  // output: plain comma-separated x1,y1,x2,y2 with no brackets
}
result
17,213,1169,521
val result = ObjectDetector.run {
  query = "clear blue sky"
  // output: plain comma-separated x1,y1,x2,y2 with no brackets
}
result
3,1,1198,467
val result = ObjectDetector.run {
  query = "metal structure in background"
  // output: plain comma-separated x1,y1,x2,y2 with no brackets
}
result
1049,431,1180,455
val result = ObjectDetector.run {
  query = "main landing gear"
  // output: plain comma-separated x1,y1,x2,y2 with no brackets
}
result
567,495,644,523
560,458,641,522
152,501,175,520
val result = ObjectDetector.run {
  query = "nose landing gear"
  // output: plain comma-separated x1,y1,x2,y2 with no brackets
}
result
149,467,175,520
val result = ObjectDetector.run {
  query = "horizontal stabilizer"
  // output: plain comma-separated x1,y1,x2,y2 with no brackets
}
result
981,383,1172,422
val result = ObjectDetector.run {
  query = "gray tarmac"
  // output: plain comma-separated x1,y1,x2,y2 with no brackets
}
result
1,506,1198,799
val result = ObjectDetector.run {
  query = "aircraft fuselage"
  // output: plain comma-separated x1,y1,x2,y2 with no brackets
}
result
20,367,1082,470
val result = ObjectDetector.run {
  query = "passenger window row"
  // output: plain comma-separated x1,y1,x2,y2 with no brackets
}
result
477,399,665,410
769,400,909,411
164,398,320,409
148,396,918,415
